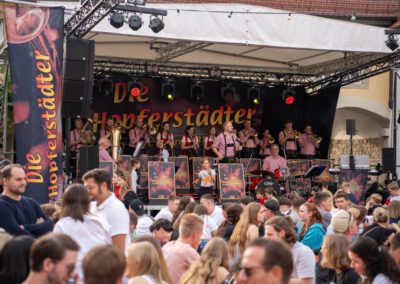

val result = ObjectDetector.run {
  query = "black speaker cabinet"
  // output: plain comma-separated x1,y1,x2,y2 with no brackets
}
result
78,146,99,179
62,38,95,118
382,148,396,173
346,119,356,135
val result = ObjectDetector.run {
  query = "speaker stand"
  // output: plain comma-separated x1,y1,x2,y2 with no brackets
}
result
349,134,355,170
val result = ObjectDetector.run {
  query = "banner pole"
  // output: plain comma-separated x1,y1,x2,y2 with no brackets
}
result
2,61,8,158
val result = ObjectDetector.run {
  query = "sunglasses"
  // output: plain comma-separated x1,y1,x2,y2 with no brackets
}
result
239,265,263,277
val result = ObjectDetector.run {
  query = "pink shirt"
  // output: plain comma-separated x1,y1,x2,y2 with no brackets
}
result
162,240,200,284
129,127,149,148
279,130,297,151
239,129,259,148
70,129,82,152
299,133,319,155
262,155,287,172
99,147,114,162
213,133,241,158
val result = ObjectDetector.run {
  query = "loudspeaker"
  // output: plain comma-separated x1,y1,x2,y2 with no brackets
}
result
382,148,396,173
78,146,99,178
346,119,356,135
63,38,95,118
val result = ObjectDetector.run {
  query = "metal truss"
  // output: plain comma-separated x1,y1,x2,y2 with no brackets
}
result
64,0,119,38
157,41,212,61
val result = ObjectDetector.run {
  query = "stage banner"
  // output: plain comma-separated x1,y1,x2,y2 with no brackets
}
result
148,161,175,199
4,5,64,203
339,169,368,205
169,156,190,190
218,163,245,200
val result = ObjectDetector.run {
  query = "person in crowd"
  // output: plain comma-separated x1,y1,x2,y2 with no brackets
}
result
314,191,333,229
149,218,174,246
130,159,141,194
240,196,255,210
334,192,352,210
263,199,283,221
262,144,287,174
385,181,400,205
128,117,149,156
307,186,321,203
265,216,315,284
212,121,242,162
194,157,217,197
113,170,133,202
292,197,306,229
255,188,267,205
298,125,320,159
349,236,400,284
388,200,400,225
0,164,53,236
390,232,400,266
53,184,112,280
172,196,194,226
162,213,203,284
83,169,130,252
366,193,383,216
361,206,396,246
40,203,57,223
83,245,126,284
0,229,12,251
228,202,261,262
239,119,259,158
200,194,225,227
259,129,273,158
194,204,218,252
237,238,293,284
23,233,80,284
180,237,230,284
330,209,358,241
98,137,114,162
126,242,166,284
134,236,172,284
320,234,359,284
216,204,243,241
278,196,300,228
129,199,154,238
0,235,34,284
172,202,197,237
297,203,326,252
129,211,138,242
180,126,200,157
155,195,180,222
221,202,234,219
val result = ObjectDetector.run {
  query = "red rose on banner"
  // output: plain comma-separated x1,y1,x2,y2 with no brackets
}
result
13,101,30,124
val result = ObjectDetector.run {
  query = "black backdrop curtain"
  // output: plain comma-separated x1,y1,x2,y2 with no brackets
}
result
261,86,340,158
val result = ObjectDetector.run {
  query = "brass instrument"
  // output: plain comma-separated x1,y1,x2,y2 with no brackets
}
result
294,130,301,139
80,118,94,145
149,124,159,136
111,121,123,161
268,136,275,144
311,135,323,144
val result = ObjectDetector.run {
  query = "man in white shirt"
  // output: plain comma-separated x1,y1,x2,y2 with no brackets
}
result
129,199,154,238
200,194,225,227
154,195,180,222
83,169,130,253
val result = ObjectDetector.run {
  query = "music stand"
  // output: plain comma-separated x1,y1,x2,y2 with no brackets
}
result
305,165,326,178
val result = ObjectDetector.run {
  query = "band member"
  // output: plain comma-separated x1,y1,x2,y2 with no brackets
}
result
278,120,299,159
204,126,217,157
180,126,199,157
156,122,174,161
128,117,149,156
239,119,259,158
262,144,287,174
299,125,321,159
99,117,114,141
98,137,114,162
259,129,274,158
212,121,242,162
70,118,92,176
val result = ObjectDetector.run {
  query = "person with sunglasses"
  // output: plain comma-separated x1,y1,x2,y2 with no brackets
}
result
23,233,80,284
237,238,293,284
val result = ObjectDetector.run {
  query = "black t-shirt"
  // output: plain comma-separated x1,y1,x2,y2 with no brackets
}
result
362,223,395,245
223,223,234,241
336,268,360,284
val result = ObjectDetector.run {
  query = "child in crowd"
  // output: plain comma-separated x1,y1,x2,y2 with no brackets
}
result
264,187,278,201
386,181,400,205
129,211,138,242
255,188,266,205
366,193,383,216
131,159,141,193
194,157,216,198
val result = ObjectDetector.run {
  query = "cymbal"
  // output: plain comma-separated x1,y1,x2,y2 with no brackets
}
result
249,170,274,177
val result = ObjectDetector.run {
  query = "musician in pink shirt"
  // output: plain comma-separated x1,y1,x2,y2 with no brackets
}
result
99,117,114,141
259,129,274,158
98,137,114,162
299,125,320,159
128,117,149,155
212,121,242,162
239,119,259,158
278,120,300,159
262,144,287,173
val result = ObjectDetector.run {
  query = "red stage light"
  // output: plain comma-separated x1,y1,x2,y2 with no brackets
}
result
130,87,141,97
285,95,295,105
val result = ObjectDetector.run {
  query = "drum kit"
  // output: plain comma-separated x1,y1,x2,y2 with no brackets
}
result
245,169,286,197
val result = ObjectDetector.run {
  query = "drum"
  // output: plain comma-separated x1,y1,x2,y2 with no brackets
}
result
255,178,281,197
249,176,262,191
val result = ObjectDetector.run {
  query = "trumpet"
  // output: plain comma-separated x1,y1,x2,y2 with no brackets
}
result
268,136,275,144
311,135,323,144
80,118,94,145
294,130,301,139
148,124,159,136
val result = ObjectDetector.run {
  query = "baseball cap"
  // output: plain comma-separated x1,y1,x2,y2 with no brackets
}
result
331,209,354,234
264,199,283,216
129,199,145,216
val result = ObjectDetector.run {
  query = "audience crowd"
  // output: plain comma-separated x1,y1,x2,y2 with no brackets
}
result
1,163,400,284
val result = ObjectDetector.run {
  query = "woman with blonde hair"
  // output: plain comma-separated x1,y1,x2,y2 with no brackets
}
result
180,237,230,284
362,206,396,246
126,242,167,284
228,202,261,261
388,200,400,225
320,234,359,284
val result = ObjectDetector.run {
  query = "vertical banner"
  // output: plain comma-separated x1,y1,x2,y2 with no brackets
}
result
148,162,175,199
218,163,245,200
4,5,64,203
339,169,368,205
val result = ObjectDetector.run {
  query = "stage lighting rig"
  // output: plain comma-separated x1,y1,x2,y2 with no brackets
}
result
99,77,114,96
128,14,142,31
128,80,143,97
127,0,146,5
162,79,175,101
247,85,261,105
386,35,399,51
109,13,125,29
191,81,204,102
149,16,165,33
282,88,296,105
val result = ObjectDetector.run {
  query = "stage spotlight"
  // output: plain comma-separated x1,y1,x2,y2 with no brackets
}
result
282,89,296,105
247,87,261,105
386,34,399,51
191,83,204,102
221,85,235,99
109,13,124,29
128,14,142,31
149,16,164,33
128,81,143,97
209,68,222,79
127,0,146,5
99,79,114,96
162,82,175,101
